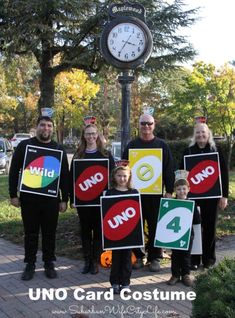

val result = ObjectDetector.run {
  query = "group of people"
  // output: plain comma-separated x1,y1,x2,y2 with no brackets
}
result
8,113,228,292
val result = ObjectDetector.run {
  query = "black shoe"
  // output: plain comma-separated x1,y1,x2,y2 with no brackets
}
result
44,262,57,279
190,264,199,270
90,261,99,274
81,260,91,274
21,263,35,281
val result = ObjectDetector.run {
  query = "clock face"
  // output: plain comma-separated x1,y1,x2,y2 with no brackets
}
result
107,22,146,62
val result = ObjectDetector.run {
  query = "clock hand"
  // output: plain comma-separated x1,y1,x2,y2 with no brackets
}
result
119,35,132,54
122,40,136,46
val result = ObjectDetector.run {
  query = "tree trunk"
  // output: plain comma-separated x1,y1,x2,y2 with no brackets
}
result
38,67,55,112
227,135,234,170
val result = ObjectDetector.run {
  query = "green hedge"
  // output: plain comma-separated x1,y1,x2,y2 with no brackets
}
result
167,140,235,170
192,258,235,318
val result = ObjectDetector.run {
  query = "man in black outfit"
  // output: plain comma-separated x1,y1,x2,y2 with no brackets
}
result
9,116,69,280
123,113,174,272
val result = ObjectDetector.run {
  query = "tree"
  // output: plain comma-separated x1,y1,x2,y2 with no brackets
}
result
0,55,39,135
54,69,100,142
0,0,198,111
170,62,235,167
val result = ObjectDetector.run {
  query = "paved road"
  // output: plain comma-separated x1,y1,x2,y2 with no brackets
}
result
0,236,234,318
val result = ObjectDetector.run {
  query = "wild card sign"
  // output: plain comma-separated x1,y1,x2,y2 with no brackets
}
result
73,159,109,207
101,194,144,250
20,145,63,197
129,149,162,194
154,198,194,250
184,153,222,199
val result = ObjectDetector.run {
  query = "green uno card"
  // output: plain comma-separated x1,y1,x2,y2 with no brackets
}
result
154,198,195,250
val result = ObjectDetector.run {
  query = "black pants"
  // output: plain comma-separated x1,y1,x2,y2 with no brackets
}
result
171,236,193,277
191,199,218,267
77,206,102,262
21,199,59,264
133,195,162,262
110,249,132,286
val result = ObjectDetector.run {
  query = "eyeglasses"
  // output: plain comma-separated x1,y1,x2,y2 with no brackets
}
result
140,122,154,126
84,132,97,136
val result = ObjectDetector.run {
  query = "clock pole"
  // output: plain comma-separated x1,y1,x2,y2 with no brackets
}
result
118,70,135,155
100,1,153,156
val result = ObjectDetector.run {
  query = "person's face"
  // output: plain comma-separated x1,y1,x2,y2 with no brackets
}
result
175,185,189,200
114,169,130,188
195,124,210,146
84,127,98,146
139,114,155,137
36,120,53,142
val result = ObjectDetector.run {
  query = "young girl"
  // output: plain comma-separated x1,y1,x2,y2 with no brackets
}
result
105,163,139,294
70,122,115,275
167,170,201,287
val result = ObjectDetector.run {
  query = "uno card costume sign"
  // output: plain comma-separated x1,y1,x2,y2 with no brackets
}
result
101,194,144,250
20,145,63,197
184,153,222,199
129,149,162,194
73,159,109,206
154,198,195,250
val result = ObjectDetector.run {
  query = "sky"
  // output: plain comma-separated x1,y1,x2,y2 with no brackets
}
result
182,0,234,67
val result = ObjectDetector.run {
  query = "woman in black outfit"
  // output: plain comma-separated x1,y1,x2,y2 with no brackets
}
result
181,122,228,269
70,123,115,274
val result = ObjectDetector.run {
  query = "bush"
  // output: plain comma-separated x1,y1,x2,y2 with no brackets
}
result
192,258,235,318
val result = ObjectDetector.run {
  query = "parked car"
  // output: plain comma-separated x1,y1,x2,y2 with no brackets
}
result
0,138,14,175
10,133,32,149
111,141,121,161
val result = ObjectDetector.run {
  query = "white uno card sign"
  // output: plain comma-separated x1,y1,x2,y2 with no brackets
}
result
129,149,162,194
20,145,63,197
191,224,202,255
154,198,194,250
184,152,222,199
73,159,109,207
101,194,144,250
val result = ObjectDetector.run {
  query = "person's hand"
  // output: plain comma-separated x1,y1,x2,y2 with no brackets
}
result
10,197,20,208
164,192,172,198
218,197,228,210
59,202,67,213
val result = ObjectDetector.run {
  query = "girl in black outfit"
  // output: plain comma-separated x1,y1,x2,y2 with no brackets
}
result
105,164,139,294
70,123,115,274
181,122,228,269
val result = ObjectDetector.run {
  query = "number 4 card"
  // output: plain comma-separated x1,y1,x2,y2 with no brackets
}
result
154,198,195,250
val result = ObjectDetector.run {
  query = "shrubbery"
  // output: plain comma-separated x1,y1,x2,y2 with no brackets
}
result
192,258,235,318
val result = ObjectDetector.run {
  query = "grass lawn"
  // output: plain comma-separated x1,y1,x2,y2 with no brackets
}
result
0,171,235,259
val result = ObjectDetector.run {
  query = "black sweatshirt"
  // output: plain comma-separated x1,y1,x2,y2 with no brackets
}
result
122,137,175,194
181,143,229,198
9,137,69,202
69,150,115,203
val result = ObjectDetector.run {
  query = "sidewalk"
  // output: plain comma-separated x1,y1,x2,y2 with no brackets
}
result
0,236,234,318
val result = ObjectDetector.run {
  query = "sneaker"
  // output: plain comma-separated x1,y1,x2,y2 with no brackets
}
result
132,258,144,270
21,263,35,281
121,285,131,291
182,274,194,287
149,260,161,272
44,262,57,279
112,284,120,294
167,276,180,285
190,264,199,271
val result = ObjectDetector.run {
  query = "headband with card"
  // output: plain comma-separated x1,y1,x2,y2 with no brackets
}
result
195,116,207,124
115,159,129,167
174,169,189,182
84,116,96,125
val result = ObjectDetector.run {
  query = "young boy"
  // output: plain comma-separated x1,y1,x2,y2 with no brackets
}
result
167,170,201,287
